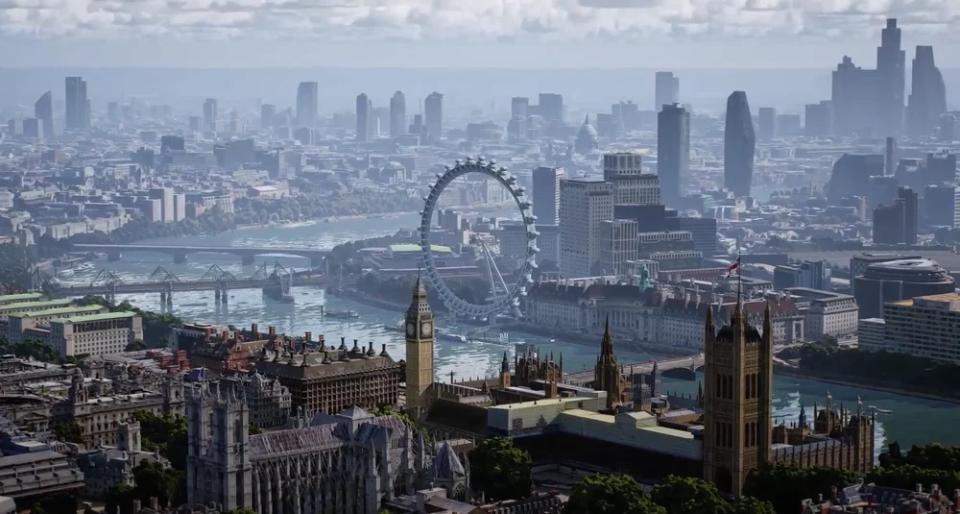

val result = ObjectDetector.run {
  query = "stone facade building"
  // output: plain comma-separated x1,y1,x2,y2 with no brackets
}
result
54,368,184,448
185,380,440,514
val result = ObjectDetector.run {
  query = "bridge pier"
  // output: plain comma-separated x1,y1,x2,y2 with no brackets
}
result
173,251,188,264
241,254,256,265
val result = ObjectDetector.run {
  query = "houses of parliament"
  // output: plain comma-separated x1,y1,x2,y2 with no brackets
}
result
187,277,876,513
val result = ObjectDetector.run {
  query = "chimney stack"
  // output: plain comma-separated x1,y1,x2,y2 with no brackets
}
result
251,323,259,337
268,325,276,337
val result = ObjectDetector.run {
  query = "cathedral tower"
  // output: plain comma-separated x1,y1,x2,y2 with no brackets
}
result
703,302,773,496
594,319,625,411
405,275,434,419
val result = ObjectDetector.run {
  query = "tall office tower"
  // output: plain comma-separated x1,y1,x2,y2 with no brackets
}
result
724,91,756,198
703,303,773,496
599,219,639,278
149,187,175,224
885,137,897,176
202,98,217,133
658,103,690,207
654,71,679,112
873,187,918,244
804,101,833,137
424,92,443,144
603,152,660,207
508,96,529,142
34,91,53,140
405,276,434,419
260,104,276,129
831,56,873,135
389,91,406,137
64,76,90,131
559,179,613,278
907,46,947,138
538,93,564,123
532,166,565,224
295,81,318,127
876,18,906,135
355,93,371,142
757,107,776,141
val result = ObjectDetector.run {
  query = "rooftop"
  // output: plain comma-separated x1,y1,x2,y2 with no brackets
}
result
50,311,138,324
9,305,106,319
0,292,44,304
0,298,73,311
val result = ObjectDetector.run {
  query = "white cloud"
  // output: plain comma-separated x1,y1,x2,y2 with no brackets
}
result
0,0,957,41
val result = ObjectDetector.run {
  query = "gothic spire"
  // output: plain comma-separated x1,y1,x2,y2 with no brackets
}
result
501,351,509,373
600,317,613,357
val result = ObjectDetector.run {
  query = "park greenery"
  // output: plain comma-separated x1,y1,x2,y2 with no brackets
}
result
791,343,960,398
469,437,533,502
105,461,185,514
565,474,776,514
742,464,857,514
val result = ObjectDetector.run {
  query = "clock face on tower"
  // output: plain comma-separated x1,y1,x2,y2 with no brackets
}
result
421,321,433,337
406,322,416,337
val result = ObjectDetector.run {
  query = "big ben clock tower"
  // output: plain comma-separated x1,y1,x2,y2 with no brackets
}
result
405,274,434,418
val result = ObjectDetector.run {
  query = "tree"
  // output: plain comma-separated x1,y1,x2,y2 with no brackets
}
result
125,340,146,352
132,410,188,470
565,474,665,514
30,494,77,514
52,420,83,444
729,496,777,514
651,475,730,514
469,437,533,502
743,464,856,514
132,460,184,508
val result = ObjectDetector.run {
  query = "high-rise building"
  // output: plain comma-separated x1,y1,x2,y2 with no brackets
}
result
599,219,639,278
389,91,406,137
804,101,833,137
64,76,90,131
872,187,917,245
538,93,564,123
202,98,217,133
723,91,756,198
876,18,906,135
658,103,690,207
532,166,564,225
906,46,947,138
559,179,613,278
702,302,773,496
259,104,275,129
295,81,318,127
654,71,679,112
149,187,175,224
424,92,443,144
603,152,660,207
34,91,53,140
508,96,529,142
757,107,776,141
355,93,371,142
405,276,434,419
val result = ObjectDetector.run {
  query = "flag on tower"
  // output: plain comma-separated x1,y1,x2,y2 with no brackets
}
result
725,258,740,277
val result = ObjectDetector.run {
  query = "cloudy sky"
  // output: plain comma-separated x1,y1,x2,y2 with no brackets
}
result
0,0,958,68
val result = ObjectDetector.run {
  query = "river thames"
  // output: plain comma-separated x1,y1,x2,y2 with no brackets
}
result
56,213,960,451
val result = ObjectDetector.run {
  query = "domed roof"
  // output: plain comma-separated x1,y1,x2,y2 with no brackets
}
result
575,115,599,154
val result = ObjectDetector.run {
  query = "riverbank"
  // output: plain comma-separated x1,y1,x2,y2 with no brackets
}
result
774,365,960,405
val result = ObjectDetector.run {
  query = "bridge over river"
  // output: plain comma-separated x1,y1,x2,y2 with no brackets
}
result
563,354,704,386
73,243,331,265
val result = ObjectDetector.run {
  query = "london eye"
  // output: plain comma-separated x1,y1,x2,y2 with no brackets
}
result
419,157,538,318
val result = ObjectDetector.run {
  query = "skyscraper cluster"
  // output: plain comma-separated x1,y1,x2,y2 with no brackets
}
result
828,18,945,138
353,91,441,144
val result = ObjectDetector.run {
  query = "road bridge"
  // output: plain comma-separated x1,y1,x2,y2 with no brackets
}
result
563,354,704,386
73,243,331,265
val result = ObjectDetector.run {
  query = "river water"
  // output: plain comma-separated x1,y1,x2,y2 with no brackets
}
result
56,213,960,450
